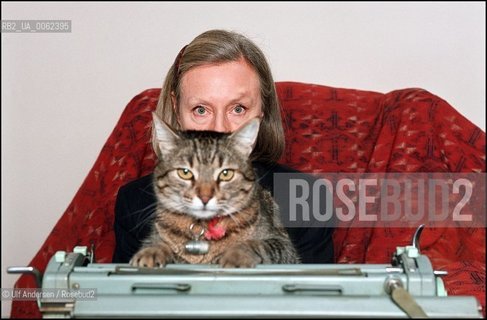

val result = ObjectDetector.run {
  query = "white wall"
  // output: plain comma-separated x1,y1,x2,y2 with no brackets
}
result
1,2,485,317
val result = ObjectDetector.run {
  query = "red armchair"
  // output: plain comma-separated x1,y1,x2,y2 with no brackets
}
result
11,82,485,318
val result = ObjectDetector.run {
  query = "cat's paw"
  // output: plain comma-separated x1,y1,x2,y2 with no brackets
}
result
218,245,262,268
130,247,169,268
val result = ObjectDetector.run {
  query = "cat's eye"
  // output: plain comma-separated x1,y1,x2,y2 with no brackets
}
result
218,169,235,181
177,168,194,180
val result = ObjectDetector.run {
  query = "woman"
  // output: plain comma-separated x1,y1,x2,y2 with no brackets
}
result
112,29,334,264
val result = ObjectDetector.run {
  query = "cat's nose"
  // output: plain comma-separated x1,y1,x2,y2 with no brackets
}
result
197,183,214,205
200,196,211,205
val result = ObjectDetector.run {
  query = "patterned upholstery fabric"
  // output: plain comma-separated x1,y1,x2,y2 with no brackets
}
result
11,82,485,318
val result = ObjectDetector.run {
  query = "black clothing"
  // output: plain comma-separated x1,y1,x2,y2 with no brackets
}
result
112,162,334,264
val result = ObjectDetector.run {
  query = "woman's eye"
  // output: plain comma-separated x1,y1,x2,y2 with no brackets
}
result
194,106,206,115
233,105,246,114
218,169,235,181
177,168,194,180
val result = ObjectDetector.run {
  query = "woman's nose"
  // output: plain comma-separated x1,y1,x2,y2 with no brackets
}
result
211,114,231,133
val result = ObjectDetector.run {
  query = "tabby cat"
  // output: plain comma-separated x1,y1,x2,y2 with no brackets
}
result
130,113,299,268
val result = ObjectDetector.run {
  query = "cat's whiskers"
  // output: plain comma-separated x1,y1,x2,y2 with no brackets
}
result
128,202,158,232
226,212,240,226
163,203,190,215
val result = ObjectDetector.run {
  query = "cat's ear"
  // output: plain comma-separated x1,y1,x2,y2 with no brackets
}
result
152,112,180,158
229,118,260,157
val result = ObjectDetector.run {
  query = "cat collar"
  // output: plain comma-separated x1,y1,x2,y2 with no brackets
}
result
204,216,226,240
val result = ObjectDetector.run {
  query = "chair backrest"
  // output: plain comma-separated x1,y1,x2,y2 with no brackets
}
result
276,82,384,173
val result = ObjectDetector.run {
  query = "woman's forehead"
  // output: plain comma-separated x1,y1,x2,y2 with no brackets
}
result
180,59,260,100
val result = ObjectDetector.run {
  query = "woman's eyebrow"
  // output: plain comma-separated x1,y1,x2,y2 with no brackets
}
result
185,94,255,106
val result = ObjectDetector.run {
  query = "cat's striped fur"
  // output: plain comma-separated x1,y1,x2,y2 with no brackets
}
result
130,114,299,267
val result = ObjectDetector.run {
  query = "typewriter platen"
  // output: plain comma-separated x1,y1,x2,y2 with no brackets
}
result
8,226,482,318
